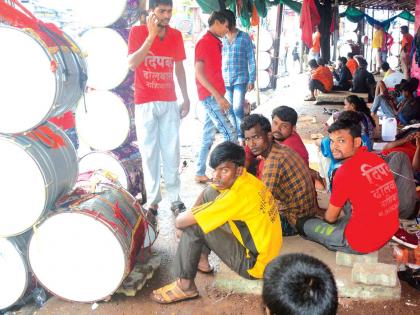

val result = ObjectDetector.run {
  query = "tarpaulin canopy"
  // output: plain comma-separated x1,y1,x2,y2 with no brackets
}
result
339,6,415,31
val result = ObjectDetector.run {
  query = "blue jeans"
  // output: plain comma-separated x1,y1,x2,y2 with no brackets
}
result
226,83,247,141
196,96,238,176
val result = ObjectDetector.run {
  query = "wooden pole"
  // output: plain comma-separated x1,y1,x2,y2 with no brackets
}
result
272,4,284,90
256,23,260,106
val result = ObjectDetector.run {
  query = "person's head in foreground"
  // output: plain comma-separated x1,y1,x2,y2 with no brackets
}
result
347,52,354,59
223,9,236,32
328,115,362,161
381,61,390,72
337,56,347,68
317,58,327,66
271,106,298,141
209,141,245,190
263,253,338,315
241,114,272,157
208,11,230,37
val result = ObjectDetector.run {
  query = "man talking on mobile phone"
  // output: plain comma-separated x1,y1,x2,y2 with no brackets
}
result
128,0,189,220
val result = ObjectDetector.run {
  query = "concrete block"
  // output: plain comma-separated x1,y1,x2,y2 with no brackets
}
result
336,251,378,267
316,91,368,103
352,263,398,287
214,263,262,295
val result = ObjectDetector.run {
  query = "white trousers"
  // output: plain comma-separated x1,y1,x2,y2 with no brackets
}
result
135,101,181,206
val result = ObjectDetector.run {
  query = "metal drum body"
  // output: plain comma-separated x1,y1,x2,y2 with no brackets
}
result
80,28,130,90
28,182,147,302
0,235,29,310
75,90,132,151
0,122,78,237
0,25,86,134
74,0,140,28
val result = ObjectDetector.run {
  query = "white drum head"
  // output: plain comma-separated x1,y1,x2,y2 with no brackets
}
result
258,71,271,89
338,43,352,57
79,152,128,189
80,28,129,90
76,91,130,151
0,27,56,133
0,239,28,310
0,139,46,236
74,0,127,27
258,51,271,70
258,29,273,51
29,212,126,302
383,71,405,88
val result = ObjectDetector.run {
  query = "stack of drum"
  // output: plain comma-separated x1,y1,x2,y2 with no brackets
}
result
257,28,274,90
0,0,156,308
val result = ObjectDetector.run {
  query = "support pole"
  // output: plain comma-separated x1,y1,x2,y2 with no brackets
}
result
271,4,284,90
256,23,261,106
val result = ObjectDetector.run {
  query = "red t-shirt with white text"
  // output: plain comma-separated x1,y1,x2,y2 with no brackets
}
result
128,25,185,104
330,147,399,253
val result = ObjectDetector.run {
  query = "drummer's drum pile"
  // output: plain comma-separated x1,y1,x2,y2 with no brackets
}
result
0,0,156,310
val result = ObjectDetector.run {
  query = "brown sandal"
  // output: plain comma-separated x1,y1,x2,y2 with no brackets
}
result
150,281,199,304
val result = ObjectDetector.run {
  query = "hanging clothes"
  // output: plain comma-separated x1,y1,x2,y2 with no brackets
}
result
299,0,321,49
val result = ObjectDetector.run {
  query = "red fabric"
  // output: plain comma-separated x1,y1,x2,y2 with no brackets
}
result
311,65,333,91
381,142,416,162
330,147,399,253
402,33,414,53
128,25,185,104
282,133,309,166
49,111,75,130
195,32,225,100
382,32,394,52
347,58,358,76
299,0,321,49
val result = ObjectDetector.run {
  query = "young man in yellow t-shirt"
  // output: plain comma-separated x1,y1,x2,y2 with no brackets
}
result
372,24,384,74
150,141,282,304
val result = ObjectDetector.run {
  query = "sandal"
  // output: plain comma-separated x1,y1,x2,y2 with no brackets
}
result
304,96,316,101
197,266,214,274
150,281,199,304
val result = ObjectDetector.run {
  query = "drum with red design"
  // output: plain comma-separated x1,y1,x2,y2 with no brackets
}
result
28,182,149,302
0,122,78,237
0,25,87,134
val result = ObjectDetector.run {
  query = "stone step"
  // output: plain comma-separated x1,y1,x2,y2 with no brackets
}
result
213,263,262,295
336,251,379,267
352,262,398,287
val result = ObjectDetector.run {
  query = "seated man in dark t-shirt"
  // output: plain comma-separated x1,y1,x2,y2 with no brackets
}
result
332,57,352,91
352,57,376,101
297,118,399,253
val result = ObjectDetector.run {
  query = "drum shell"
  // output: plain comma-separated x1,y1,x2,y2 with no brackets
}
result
0,122,78,237
0,26,87,134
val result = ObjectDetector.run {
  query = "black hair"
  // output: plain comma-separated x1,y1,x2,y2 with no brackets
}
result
223,9,236,29
345,95,376,127
149,0,172,9
317,58,326,66
263,253,338,315
347,52,354,59
401,25,409,33
209,141,245,169
328,114,362,138
240,114,272,134
338,56,347,65
381,61,390,72
308,59,318,69
355,56,367,68
272,106,298,126
208,11,229,27
405,77,420,92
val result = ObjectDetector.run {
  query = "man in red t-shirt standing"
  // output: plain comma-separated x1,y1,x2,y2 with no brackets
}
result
128,0,189,216
400,25,413,80
194,11,238,183
297,118,399,253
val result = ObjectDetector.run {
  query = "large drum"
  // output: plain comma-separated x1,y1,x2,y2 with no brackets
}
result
0,122,78,237
0,235,29,310
74,0,140,28
78,144,146,203
76,90,132,151
0,25,87,134
29,182,149,302
80,28,130,90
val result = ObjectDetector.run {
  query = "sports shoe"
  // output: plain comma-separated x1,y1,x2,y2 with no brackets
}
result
398,267,420,290
392,228,419,249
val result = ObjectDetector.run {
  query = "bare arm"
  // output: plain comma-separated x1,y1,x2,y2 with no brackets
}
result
382,135,412,150
195,61,230,111
127,14,160,70
324,203,342,224
412,133,420,171
175,61,190,118
175,210,197,229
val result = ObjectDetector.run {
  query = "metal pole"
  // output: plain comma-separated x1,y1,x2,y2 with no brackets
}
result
256,23,261,106
332,0,339,61
271,4,284,90
370,9,374,72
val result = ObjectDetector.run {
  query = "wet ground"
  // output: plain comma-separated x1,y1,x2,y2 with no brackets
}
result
7,73,420,315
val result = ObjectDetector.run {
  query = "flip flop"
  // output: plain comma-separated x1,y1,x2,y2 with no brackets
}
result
197,266,214,274
150,281,199,304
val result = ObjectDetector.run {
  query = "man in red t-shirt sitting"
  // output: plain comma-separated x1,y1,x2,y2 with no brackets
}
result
297,117,400,253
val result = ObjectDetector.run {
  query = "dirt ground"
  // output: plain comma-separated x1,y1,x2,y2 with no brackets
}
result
5,74,420,315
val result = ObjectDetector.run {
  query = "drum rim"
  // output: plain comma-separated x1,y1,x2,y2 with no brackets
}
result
0,238,29,310
28,209,129,303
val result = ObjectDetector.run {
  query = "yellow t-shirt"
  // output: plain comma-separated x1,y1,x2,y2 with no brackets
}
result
192,170,282,279
372,29,384,49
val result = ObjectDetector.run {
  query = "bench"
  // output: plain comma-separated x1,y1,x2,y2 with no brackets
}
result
316,91,369,104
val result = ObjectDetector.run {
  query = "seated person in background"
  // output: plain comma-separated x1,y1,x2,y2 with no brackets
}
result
305,58,333,101
382,62,405,88
397,83,420,125
351,57,376,101
332,57,352,91
382,130,420,163
346,52,359,76
242,114,317,236
297,118,399,253
151,141,282,304
344,95,376,142
263,253,338,315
